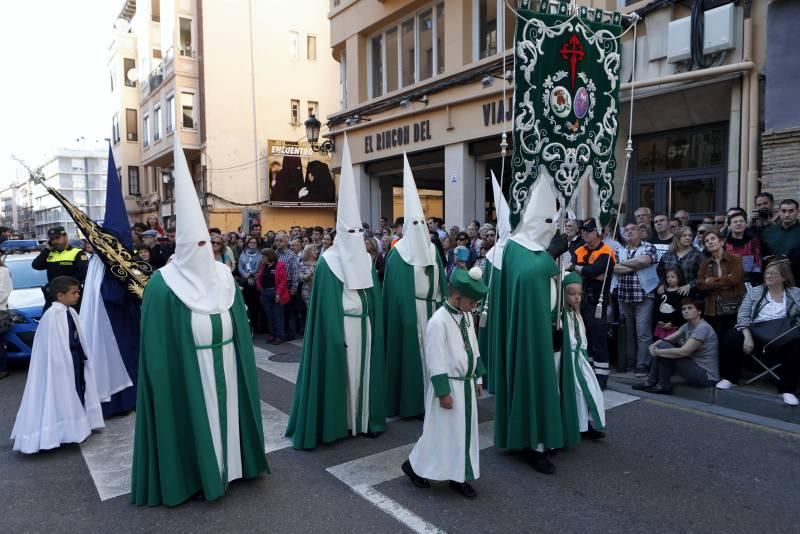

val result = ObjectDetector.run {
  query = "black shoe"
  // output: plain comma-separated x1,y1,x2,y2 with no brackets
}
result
631,383,656,391
649,385,673,395
449,481,477,499
363,431,380,439
401,460,430,488
528,451,555,475
581,428,606,441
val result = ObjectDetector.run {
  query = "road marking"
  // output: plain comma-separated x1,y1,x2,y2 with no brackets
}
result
254,346,299,384
80,400,291,501
327,390,638,533
288,339,304,349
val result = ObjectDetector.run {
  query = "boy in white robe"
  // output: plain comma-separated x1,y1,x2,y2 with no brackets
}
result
11,276,104,453
402,267,488,499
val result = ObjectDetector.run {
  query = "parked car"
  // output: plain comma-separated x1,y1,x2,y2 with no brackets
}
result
3,252,46,359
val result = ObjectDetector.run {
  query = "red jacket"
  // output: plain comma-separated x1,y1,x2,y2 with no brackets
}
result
256,260,290,305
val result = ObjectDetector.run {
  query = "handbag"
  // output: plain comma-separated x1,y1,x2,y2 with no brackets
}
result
715,295,741,316
748,317,800,352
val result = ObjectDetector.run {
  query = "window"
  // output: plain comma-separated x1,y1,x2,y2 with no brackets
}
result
474,0,514,61
307,35,317,60
124,58,136,87
126,109,138,141
72,158,86,171
154,106,162,141
290,99,300,126
478,0,498,59
307,100,319,119
401,19,415,87
166,95,175,133
143,114,150,148
181,92,195,129
112,114,120,144
152,48,162,60
339,51,347,109
289,31,299,57
418,9,433,81
180,18,193,57
370,34,383,98
128,166,140,196
386,28,398,93
369,3,445,98
110,69,116,92
151,0,160,22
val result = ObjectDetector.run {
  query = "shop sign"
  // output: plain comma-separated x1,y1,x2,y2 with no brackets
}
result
482,96,514,127
364,120,432,154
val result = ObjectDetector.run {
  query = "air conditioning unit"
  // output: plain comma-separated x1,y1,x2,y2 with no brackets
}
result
667,3,735,64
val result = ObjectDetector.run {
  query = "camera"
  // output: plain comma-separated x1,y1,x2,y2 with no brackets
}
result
758,207,771,219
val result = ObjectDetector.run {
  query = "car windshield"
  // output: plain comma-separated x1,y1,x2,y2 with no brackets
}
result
7,258,47,289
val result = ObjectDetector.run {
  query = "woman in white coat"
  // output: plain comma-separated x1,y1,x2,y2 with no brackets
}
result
402,267,489,499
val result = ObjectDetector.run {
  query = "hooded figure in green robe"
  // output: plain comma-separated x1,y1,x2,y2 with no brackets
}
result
131,135,268,507
478,171,510,394
383,154,448,418
286,135,386,449
493,175,567,474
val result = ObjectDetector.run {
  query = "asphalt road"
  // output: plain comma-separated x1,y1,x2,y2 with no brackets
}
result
1,337,799,533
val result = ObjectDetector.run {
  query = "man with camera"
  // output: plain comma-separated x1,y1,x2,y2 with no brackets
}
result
750,192,780,234
761,199,800,259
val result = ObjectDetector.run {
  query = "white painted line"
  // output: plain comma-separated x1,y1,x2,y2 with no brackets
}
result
261,400,292,453
254,346,299,384
81,399,291,501
603,389,639,410
80,412,136,502
288,339,304,349
327,394,637,533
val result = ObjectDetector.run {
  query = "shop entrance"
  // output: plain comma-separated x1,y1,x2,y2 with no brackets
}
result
631,123,727,221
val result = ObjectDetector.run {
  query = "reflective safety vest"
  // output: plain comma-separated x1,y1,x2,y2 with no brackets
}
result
574,242,614,276
47,247,83,264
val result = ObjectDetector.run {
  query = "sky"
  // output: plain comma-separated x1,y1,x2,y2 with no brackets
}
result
0,0,121,186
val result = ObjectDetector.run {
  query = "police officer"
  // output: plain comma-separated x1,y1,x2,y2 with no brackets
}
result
572,218,615,389
32,226,89,310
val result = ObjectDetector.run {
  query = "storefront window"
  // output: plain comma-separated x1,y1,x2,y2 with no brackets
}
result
672,177,717,214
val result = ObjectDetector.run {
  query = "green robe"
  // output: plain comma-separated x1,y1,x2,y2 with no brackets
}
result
131,272,268,507
383,247,448,417
493,240,564,450
286,258,386,449
477,258,502,394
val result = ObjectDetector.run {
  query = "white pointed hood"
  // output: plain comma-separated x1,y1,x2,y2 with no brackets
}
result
394,154,435,266
323,134,373,289
486,171,511,268
160,135,235,314
509,168,558,252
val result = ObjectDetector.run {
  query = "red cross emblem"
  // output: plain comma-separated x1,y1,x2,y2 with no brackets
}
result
560,34,585,92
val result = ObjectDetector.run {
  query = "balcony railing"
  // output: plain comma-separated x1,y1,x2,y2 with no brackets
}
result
148,65,164,91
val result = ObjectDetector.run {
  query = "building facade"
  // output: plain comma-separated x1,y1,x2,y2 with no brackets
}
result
30,145,108,240
109,0,340,232
326,0,784,228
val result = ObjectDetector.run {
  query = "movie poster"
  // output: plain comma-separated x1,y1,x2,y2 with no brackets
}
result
266,140,336,207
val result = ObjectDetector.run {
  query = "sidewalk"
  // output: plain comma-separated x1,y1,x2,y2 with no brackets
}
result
609,371,800,429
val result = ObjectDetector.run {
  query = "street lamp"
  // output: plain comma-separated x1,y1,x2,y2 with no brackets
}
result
304,114,335,156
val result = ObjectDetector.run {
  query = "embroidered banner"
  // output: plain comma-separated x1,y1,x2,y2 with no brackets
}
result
511,0,622,229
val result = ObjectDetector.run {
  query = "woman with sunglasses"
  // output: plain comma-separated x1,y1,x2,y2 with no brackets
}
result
211,238,234,271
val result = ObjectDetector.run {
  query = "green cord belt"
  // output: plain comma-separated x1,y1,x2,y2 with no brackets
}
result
195,337,235,350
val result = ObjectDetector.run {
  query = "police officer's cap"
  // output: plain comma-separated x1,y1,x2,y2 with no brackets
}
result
47,226,67,239
581,218,599,233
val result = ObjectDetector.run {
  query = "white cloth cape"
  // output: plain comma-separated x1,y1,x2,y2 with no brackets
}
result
79,255,132,401
509,169,559,253
409,306,482,482
486,171,511,270
11,303,104,453
394,154,434,267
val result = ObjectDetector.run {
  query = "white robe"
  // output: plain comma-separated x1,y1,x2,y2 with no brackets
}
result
343,288,373,435
11,303,104,453
564,310,606,431
79,255,132,402
191,310,244,483
412,259,443,385
409,305,482,482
